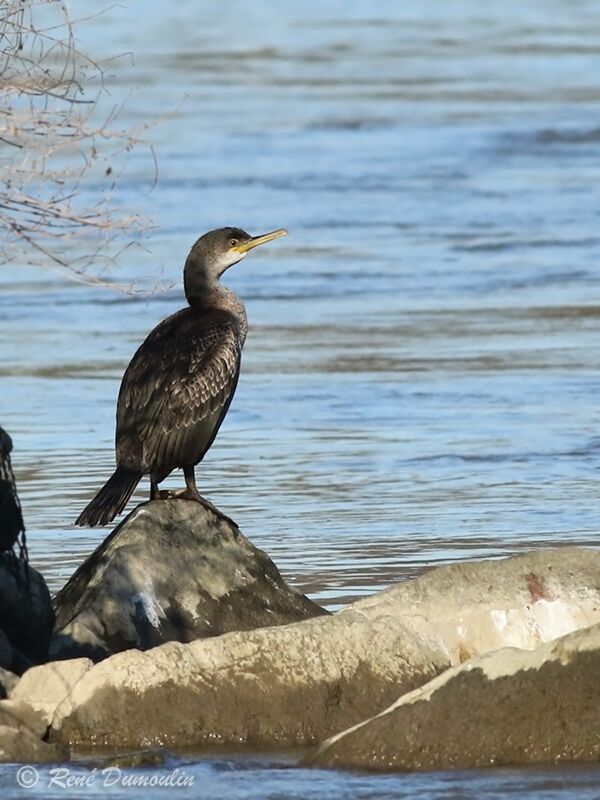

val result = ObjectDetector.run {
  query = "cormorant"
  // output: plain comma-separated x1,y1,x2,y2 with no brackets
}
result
76,226,287,527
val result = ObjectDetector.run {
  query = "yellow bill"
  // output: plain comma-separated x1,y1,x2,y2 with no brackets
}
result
235,228,288,253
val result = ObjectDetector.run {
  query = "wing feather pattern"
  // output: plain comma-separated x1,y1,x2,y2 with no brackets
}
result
116,308,242,478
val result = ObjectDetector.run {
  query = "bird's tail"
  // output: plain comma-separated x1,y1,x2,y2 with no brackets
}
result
75,467,142,527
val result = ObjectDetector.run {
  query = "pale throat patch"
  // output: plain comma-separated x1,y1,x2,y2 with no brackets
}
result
218,248,247,273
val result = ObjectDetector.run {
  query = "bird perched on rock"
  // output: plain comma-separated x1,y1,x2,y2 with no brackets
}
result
76,226,287,527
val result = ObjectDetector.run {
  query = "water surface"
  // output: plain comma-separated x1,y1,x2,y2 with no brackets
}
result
2,0,600,795
3,753,600,800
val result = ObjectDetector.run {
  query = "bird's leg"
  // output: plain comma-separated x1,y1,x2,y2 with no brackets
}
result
150,478,160,500
182,466,203,503
180,465,238,527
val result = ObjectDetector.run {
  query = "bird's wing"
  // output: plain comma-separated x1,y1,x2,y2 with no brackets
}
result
116,309,242,468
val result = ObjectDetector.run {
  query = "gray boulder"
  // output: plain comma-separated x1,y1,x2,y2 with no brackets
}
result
0,554,54,673
48,546,600,751
49,612,448,748
311,621,600,771
51,499,327,661
12,658,93,726
342,546,600,664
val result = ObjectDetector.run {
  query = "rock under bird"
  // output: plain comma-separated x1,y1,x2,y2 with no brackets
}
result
76,226,287,527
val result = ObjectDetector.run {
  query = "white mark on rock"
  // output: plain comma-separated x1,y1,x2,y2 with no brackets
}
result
132,582,165,628
491,609,508,632
532,598,575,640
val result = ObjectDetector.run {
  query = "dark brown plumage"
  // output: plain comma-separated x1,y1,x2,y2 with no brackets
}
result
76,226,287,527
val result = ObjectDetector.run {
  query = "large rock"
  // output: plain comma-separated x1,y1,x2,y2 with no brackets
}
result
12,658,93,725
0,699,66,763
311,622,600,771
0,553,54,673
0,725,64,763
48,547,600,751
0,699,48,739
342,546,600,664
51,499,327,662
49,612,449,748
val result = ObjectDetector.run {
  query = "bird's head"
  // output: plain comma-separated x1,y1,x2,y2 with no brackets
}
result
184,226,287,299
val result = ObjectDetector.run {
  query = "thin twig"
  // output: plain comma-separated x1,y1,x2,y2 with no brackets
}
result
0,0,162,285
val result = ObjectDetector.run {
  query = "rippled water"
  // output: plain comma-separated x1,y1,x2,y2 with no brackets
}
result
2,0,600,795
4,754,600,800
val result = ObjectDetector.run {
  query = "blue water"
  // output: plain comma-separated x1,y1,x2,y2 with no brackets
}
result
2,0,600,794
2,753,600,800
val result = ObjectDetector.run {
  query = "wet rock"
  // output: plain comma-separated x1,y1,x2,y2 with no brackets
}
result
86,749,168,769
0,554,54,673
12,658,93,725
49,547,600,751
311,622,600,771
0,699,66,763
0,667,19,699
49,612,449,748
344,546,600,664
51,499,328,662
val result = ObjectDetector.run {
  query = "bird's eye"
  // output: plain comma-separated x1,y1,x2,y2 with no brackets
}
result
230,238,238,247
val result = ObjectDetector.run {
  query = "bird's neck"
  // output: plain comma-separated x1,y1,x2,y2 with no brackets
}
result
183,257,212,302
186,283,248,343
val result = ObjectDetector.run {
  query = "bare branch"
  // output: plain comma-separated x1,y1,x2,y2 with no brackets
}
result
0,0,158,285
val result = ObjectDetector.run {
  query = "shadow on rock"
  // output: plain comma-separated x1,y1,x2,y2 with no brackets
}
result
0,554,54,674
51,499,328,662
310,622,600,771
47,546,600,752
